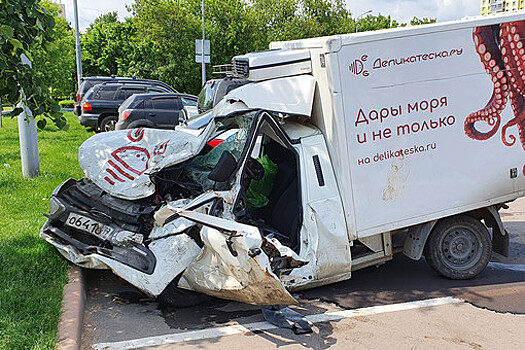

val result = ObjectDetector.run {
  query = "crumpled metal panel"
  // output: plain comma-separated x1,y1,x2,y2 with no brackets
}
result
179,218,296,305
41,227,201,297
96,234,202,296
40,229,110,270
78,122,215,200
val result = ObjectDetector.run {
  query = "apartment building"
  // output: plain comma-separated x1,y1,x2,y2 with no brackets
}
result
481,0,525,15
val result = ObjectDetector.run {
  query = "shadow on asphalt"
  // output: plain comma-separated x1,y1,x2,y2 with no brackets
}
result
86,251,525,324
298,254,525,314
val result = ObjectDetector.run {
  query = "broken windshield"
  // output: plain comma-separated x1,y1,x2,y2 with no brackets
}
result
182,111,256,191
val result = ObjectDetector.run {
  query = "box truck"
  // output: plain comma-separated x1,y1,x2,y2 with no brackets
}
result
41,12,525,305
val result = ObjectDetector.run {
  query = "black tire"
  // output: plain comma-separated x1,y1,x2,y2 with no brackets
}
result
424,215,491,280
100,115,117,132
158,275,210,308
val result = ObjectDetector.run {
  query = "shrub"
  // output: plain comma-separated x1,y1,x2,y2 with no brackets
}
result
58,99,75,109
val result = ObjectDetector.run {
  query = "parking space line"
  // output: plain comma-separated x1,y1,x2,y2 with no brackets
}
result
488,262,525,272
92,296,462,350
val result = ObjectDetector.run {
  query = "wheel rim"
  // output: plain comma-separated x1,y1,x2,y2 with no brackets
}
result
104,119,116,131
439,227,483,271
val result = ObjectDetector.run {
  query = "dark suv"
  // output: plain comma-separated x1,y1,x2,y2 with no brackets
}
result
79,82,172,132
115,93,198,130
74,76,176,116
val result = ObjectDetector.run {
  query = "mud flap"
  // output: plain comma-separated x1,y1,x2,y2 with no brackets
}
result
176,210,296,305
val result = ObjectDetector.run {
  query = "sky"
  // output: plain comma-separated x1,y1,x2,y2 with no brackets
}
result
59,0,482,32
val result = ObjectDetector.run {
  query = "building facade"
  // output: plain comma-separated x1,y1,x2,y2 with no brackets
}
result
481,0,525,15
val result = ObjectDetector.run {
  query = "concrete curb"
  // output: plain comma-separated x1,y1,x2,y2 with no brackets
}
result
57,264,86,350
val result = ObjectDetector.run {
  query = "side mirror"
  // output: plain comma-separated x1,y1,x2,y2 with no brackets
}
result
208,151,237,182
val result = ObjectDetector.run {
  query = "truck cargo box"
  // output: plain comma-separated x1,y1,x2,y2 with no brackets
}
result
271,12,525,239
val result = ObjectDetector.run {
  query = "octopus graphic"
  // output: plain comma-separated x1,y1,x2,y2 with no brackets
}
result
465,21,525,173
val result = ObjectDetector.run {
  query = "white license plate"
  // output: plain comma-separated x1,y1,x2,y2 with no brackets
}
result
65,213,113,240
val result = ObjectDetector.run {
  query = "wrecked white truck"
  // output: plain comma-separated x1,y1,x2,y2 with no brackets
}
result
42,12,525,306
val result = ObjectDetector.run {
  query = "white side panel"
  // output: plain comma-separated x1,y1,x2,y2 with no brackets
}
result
336,23,525,236
224,75,315,117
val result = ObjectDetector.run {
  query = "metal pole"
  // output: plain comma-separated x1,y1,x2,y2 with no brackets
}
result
73,0,83,88
18,54,40,178
355,9,372,33
201,0,206,86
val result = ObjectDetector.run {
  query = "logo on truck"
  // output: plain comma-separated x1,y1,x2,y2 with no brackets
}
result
349,55,370,77
351,49,463,78
464,21,525,174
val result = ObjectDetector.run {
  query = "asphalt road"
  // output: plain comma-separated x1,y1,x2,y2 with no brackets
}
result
80,200,525,350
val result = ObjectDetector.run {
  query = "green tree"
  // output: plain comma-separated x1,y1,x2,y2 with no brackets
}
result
131,0,356,93
410,17,437,26
82,14,132,76
81,12,162,82
0,0,64,126
355,14,401,32
32,0,77,99
252,0,353,41
93,11,119,25
132,0,202,93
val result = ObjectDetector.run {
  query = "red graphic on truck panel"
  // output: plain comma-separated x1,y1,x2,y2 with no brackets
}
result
127,128,145,142
153,141,169,156
465,21,525,173
103,146,150,185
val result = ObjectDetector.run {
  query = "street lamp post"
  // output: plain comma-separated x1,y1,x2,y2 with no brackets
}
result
355,9,372,33
201,0,206,86
73,0,83,88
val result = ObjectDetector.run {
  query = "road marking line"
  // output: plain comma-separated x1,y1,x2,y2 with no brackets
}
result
92,296,462,350
488,262,525,272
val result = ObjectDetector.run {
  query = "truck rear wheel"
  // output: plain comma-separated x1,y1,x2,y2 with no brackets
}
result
424,215,491,280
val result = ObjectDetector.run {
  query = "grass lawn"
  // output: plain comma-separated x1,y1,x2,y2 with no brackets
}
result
0,112,93,349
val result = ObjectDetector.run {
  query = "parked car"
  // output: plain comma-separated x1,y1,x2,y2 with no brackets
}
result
115,93,198,130
79,82,172,132
74,76,177,116
197,77,250,113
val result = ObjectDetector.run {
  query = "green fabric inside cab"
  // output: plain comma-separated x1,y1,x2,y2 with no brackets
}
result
246,155,277,210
